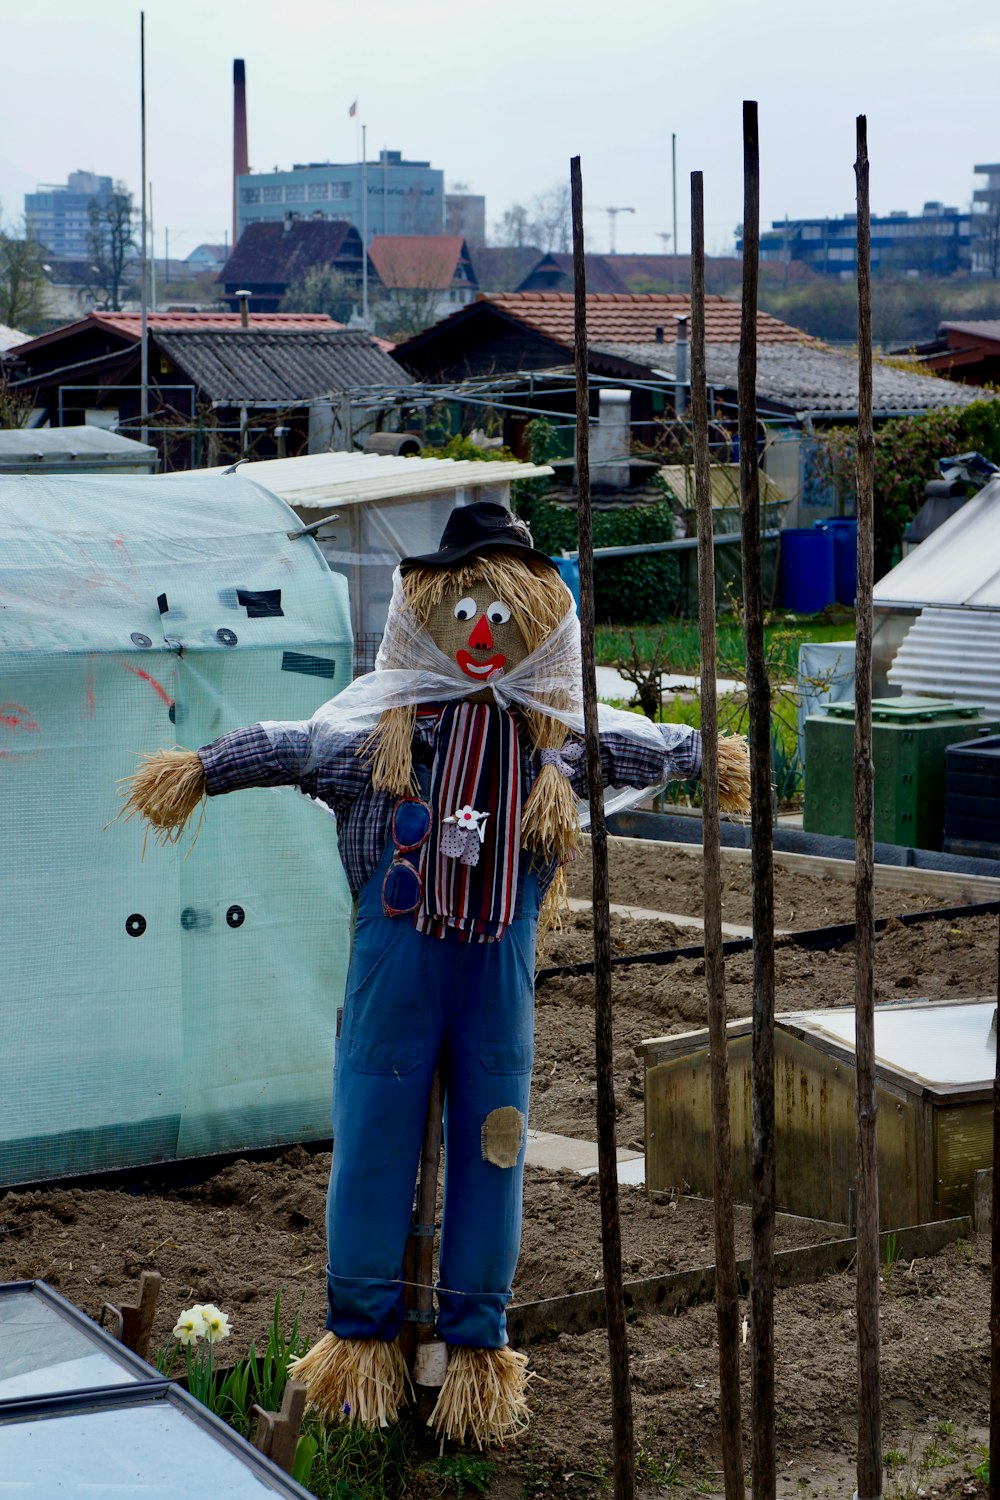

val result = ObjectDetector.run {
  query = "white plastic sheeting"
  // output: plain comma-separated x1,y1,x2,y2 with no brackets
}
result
887,605,1000,713
0,473,353,1187
796,639,856,764
874,475,1000,609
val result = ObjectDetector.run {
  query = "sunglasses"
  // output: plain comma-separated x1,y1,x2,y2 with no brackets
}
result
381,797,432,918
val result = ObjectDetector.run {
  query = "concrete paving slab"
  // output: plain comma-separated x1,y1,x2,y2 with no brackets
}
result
524,1128,644,1186
596,665,742,703
565,896,757,939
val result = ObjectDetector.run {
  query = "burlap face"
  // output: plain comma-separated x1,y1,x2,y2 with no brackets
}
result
425,579,529,702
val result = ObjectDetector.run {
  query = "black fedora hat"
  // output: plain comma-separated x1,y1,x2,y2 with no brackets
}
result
400,500,558,574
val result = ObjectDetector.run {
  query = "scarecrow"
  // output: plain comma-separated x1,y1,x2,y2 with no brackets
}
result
123,501,749,1446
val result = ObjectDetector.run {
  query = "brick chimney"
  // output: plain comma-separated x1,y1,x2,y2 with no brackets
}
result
233,59,249,248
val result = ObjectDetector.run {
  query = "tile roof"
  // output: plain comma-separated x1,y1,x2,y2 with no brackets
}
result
152,327,408,403
469,245,545,292
592,338,996,415
483,292,805,346
514,254,632,294
219,220,362,286
96,310,340,335
368,236,470,290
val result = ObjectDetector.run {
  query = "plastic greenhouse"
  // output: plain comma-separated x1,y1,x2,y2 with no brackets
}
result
0,473,353,1189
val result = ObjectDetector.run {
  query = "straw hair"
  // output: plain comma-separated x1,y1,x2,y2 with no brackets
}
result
368,555,580,862
429,1345,531,1448
116,748,207,848
290,1332,412,1429
715,733,751,815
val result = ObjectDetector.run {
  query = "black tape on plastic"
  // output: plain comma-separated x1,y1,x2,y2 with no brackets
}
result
237,588,283,618
281,651,335,679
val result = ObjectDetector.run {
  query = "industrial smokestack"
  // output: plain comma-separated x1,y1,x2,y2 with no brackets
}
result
233,59,249,249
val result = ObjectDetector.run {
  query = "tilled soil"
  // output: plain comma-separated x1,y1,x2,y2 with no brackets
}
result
1,838,995,1496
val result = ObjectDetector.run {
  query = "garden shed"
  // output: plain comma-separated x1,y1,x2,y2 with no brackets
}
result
0,472,354,1188
638,998,994,1228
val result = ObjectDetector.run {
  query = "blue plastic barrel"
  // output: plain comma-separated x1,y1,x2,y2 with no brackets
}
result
813,519,858,606
779,528,835,614
551,555,581,612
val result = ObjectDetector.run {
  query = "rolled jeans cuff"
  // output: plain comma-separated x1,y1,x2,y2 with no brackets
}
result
325,1269,406,1341
435,1287,510,1349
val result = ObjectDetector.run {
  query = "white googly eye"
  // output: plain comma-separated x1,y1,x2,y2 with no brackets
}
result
486,600,511,625
454,596,478,621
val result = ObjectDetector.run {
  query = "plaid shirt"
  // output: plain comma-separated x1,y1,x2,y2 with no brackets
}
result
197,712,701,897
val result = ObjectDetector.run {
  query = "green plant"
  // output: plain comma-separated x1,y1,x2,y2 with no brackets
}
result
883,1232,900,1278
884,1448,906,1470
302,1413,414,1500
973,1454,989,1484
419,1453,496,1497
635,1444,681,1490
771,719,803,805
529,496,680,624
420,433,518,463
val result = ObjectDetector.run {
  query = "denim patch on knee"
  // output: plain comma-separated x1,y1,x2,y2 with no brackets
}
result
481,1105,525,1168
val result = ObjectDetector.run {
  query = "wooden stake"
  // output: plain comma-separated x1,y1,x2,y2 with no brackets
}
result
854,113,883,1500
253,1379,307,1474
100,1270,162,1361
401,1063,445,1411
691,168,746,1500
991,912,1000,1500
571,152,635,1500
738,99,776,1500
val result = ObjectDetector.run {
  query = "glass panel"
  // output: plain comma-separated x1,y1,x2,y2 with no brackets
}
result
0,1291,140,1400
0,1399,296,1495
791,1001,995,1087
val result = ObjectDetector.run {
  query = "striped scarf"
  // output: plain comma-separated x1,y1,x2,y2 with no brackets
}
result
415,702,521,942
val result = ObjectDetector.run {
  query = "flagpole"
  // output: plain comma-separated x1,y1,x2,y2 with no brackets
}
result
361,122,369,328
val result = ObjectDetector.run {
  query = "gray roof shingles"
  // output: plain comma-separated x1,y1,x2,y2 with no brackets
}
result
592,339,996,414
153,328,409,404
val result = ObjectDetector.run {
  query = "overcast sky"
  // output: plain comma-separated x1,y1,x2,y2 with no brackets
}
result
1,0,997,260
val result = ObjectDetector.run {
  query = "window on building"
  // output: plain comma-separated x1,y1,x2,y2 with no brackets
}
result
241,187,261,205
330,183,350,201
285,184,305,203
263,186,283,204
308,183,329,201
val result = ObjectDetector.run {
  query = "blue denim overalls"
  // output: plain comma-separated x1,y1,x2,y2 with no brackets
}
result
324,760,541,1350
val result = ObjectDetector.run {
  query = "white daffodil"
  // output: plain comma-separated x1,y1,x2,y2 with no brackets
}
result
172,1305,207,1346
199,1303,231,1343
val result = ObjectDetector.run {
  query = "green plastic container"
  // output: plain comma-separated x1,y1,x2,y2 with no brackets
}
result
803,697,999,850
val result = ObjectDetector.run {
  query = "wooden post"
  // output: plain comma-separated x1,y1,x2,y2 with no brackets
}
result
854,114,883,1500
253,1379,307,1474
738,99,776,1500
400,1063,445,1410
571,152,635,1500
691,167,746,1500
100,1269,162,1361
992,910,1000,1500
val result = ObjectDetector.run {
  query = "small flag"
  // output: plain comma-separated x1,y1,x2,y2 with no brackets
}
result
348,99,358,118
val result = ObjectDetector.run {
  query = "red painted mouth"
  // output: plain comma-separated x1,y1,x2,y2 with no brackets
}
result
456,650,507,681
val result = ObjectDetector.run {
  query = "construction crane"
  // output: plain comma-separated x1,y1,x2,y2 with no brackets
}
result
589,205,635,254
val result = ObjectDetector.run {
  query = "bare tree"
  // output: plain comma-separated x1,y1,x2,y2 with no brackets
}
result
0,215,48,331
491,181,572,253
282,264,362,324
87,184,137,311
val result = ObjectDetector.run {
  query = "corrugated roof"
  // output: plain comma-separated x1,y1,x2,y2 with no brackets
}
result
483,291,805,346
219,220,361,286
0,427,156,462
368,236,471,290
0,324,32,352
592,339,993,415
887,606,1000,711
11,311,341,361
154,327,407,403
875,476,1000,609
168,449,553,508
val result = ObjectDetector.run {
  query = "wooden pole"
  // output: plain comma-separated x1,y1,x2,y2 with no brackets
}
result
854,114,883,1500
400,1064,444,1400
571,153,635,1500
991,911,1000,1500
691,168,746,1500
738,99,776,1500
